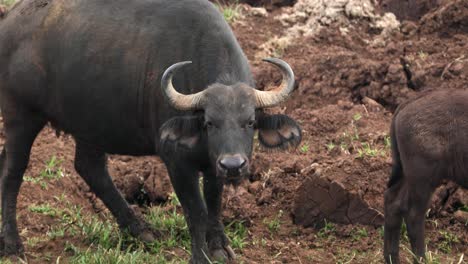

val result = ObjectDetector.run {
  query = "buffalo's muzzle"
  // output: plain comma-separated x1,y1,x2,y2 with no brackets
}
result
217,154,247,177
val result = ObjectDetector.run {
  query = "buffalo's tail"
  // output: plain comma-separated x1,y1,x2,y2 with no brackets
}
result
387,115,403,188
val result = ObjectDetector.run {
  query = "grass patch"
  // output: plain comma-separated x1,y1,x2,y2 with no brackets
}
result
403,246,466,264
300,143,310,153
40,155,65,180
215,0,242,23
327,114,390,159
145,206,190,251
326,142,336,151
0,0,15,7
263,210,283,234
460,205,468,212
23,191,251,263
334,249,358,264
67,241,183,264
317,220,335,238
24,155,65,189
353,113,362,121
28,203,57,217
356,142,386,158
225,220,248,250
351,227,368,241
51,198,189,263
437,231,460,254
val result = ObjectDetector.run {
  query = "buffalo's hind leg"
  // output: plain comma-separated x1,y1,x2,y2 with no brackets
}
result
384,181,405,264
404,161,435,264
0,148,6,197
73,142,158,242
203,168,235,262
0,111,46,256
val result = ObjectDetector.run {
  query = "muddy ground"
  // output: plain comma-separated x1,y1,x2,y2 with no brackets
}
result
1,0,467,263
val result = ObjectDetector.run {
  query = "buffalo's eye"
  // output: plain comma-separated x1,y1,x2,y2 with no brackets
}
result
205,121,214,129
246,120,255,128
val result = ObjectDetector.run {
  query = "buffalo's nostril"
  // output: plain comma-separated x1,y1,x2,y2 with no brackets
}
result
218,155,247,170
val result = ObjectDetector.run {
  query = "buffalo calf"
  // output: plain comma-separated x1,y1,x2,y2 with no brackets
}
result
384,89,468,263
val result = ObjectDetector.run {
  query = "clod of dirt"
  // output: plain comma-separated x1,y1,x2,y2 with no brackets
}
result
400,21,419,35
249,7,268,17
362,96,384,112
248,181,263,194
293,173,384,228
454,210,468,224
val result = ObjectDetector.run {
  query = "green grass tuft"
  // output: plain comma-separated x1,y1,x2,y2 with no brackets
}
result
0,0,16,8
215,1,242,23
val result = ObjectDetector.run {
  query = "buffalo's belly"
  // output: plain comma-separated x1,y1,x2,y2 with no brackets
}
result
49,109,156,156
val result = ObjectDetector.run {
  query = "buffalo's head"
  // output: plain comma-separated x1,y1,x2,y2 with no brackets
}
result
160,58,301,184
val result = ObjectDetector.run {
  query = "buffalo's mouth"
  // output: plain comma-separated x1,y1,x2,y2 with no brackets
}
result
216,154,250,185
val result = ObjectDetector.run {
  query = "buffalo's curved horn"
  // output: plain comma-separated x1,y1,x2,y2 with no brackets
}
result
161,61,204,111
254,58,295,108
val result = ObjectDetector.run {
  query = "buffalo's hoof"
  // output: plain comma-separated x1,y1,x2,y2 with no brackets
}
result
127,219,161,243
384,254,400,264
0,234,24,257
210,245,236,263
189,259,208,264
135,223,162,243
189,256,211,264
138,228,158,243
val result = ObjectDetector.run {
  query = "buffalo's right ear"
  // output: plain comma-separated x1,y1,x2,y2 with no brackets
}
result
160,116,204,150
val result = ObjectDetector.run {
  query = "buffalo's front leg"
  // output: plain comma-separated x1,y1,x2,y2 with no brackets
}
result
74,142,157,242
166,164,209,264
0,110,46,256
203,168,235,262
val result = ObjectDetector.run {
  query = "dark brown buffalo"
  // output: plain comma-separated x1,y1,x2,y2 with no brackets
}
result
384,89,468,263
0,0,301,263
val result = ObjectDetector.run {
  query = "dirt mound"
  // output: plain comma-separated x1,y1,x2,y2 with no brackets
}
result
211,0,296,11
254,30,416,110
378,0,441,21
419,0,468,36
230,0,296,8
109,156,172,205
256,0,399,59
244,0,296,8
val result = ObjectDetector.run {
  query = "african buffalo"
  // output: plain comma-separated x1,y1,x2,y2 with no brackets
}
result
384,89,468,263
0,0,301,263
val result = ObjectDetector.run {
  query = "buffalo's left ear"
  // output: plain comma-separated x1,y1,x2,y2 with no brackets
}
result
256,114,302,149
160,116,203,151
